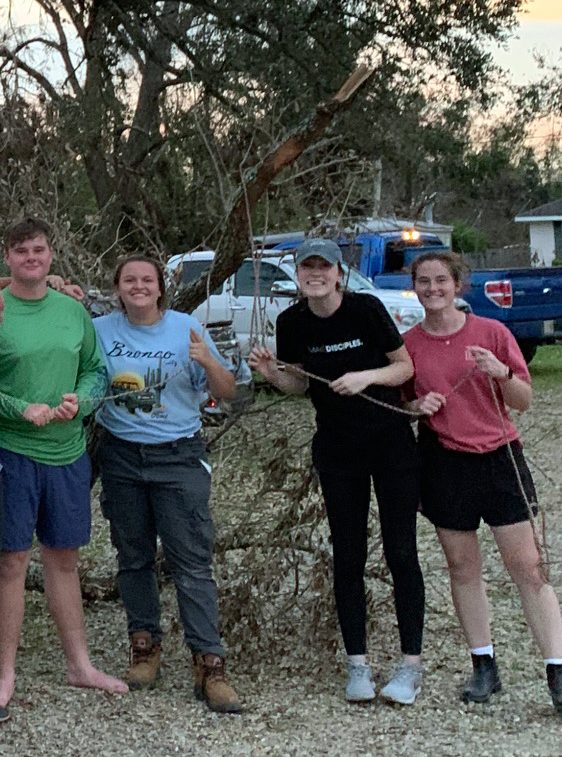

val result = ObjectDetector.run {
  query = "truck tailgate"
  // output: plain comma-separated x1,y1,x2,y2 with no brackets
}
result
473,268,562,322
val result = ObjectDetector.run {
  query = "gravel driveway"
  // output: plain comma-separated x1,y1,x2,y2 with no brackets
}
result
1,389,561,757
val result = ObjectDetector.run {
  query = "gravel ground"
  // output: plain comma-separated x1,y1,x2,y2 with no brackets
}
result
1,388,562,757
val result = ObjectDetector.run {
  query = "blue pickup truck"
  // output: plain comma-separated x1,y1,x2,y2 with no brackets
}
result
263,230,562,363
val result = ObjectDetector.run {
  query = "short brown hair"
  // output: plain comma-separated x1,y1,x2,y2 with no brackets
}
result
113,255,167,310
4,217,53,249
411,251,468,287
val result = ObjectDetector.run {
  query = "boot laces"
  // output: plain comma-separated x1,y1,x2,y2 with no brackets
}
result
204,656,227,681
130,642,156,665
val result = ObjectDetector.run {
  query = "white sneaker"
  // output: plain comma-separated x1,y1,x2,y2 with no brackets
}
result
346,663,376,702
380,662,423,705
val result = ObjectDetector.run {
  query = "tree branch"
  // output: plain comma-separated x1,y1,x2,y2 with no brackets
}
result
36,0,83,96
173,64,375,313
0,46,62,102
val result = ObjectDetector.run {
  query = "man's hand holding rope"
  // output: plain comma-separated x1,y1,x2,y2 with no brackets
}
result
52,393,80,422
23,393,80,427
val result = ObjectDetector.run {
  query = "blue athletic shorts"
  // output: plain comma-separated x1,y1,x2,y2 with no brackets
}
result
0,447,92,551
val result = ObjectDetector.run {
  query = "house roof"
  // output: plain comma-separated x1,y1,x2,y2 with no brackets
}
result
514,198,562,222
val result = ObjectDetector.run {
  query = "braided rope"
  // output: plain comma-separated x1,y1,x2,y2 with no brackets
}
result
274,360,479,417
2,329,552,582
486,375,550,581
274,358,550,580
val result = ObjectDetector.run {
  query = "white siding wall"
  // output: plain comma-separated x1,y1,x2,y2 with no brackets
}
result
529,222,555,266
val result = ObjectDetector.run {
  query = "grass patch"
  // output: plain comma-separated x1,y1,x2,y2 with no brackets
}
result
529,343,562,392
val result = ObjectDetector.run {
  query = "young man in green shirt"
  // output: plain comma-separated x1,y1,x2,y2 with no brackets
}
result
0,218,128,724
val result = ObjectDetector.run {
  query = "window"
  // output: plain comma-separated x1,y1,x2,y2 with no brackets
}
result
383,242,406,273
181,260,222,295
342,265,376,293
233,261,292,297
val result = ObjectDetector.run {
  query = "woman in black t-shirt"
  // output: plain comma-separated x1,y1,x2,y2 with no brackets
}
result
248,238,424,706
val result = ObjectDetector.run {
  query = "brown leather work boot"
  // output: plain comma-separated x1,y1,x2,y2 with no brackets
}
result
127,631,161,690
193,653,242,713
193,654,205,702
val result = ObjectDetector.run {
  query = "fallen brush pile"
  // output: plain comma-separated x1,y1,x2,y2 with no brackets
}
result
8,389,562,756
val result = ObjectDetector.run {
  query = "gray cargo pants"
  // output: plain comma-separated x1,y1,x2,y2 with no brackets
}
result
99,430,225,657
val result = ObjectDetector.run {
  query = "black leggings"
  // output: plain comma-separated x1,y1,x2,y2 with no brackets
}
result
317,460,425,656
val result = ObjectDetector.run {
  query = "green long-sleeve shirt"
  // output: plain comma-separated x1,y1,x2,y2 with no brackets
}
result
0,288,108,464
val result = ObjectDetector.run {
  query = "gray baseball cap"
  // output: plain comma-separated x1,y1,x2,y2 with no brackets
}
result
294,238,343,266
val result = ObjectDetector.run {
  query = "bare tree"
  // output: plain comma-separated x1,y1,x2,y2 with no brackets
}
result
0,0,525,291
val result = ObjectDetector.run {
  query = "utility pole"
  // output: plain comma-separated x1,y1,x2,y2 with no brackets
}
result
372,157,382,218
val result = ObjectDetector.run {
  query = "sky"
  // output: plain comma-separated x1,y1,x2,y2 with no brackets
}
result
495,0,562,82
1,1,561,90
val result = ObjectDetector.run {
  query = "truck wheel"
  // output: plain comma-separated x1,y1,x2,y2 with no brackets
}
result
516,341,537,365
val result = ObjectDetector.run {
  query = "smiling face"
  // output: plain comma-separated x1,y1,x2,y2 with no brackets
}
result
296,256,342,300
413,259,460,314
116,260,163,316
5,233,53,286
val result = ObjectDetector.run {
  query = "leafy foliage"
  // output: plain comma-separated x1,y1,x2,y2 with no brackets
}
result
0,0,534,285
452,220,488,253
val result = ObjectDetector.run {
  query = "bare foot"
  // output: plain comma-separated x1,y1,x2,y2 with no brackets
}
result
0,671,15,708
67,665,129,694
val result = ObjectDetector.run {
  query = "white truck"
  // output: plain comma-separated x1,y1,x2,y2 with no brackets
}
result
167,249,427,355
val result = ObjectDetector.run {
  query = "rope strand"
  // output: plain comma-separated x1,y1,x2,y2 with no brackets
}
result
1,343,551,580
275,359,550,579
274,360,479,418
486,374,549,581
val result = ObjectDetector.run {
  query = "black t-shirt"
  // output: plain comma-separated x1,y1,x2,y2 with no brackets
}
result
276,293,405,447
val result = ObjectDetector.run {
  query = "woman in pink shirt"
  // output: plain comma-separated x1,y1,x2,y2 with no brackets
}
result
404,251,562,712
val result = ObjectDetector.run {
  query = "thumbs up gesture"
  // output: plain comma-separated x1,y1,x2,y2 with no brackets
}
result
189,328,212,368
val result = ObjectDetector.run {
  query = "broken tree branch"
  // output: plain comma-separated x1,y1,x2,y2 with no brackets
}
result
173,63,375,312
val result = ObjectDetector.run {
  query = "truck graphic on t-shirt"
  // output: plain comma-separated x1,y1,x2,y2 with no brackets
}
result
111,359,168,415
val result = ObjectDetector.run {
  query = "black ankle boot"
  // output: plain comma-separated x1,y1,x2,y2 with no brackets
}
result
546,664,562,712
462,654,502,703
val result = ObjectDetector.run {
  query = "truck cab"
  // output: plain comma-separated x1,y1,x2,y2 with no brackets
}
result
257,229,447,277
354,231,447,279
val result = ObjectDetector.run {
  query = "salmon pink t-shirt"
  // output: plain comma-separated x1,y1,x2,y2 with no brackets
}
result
403,315,530,453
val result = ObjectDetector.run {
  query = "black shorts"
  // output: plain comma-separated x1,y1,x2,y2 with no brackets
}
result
418,426,537,531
